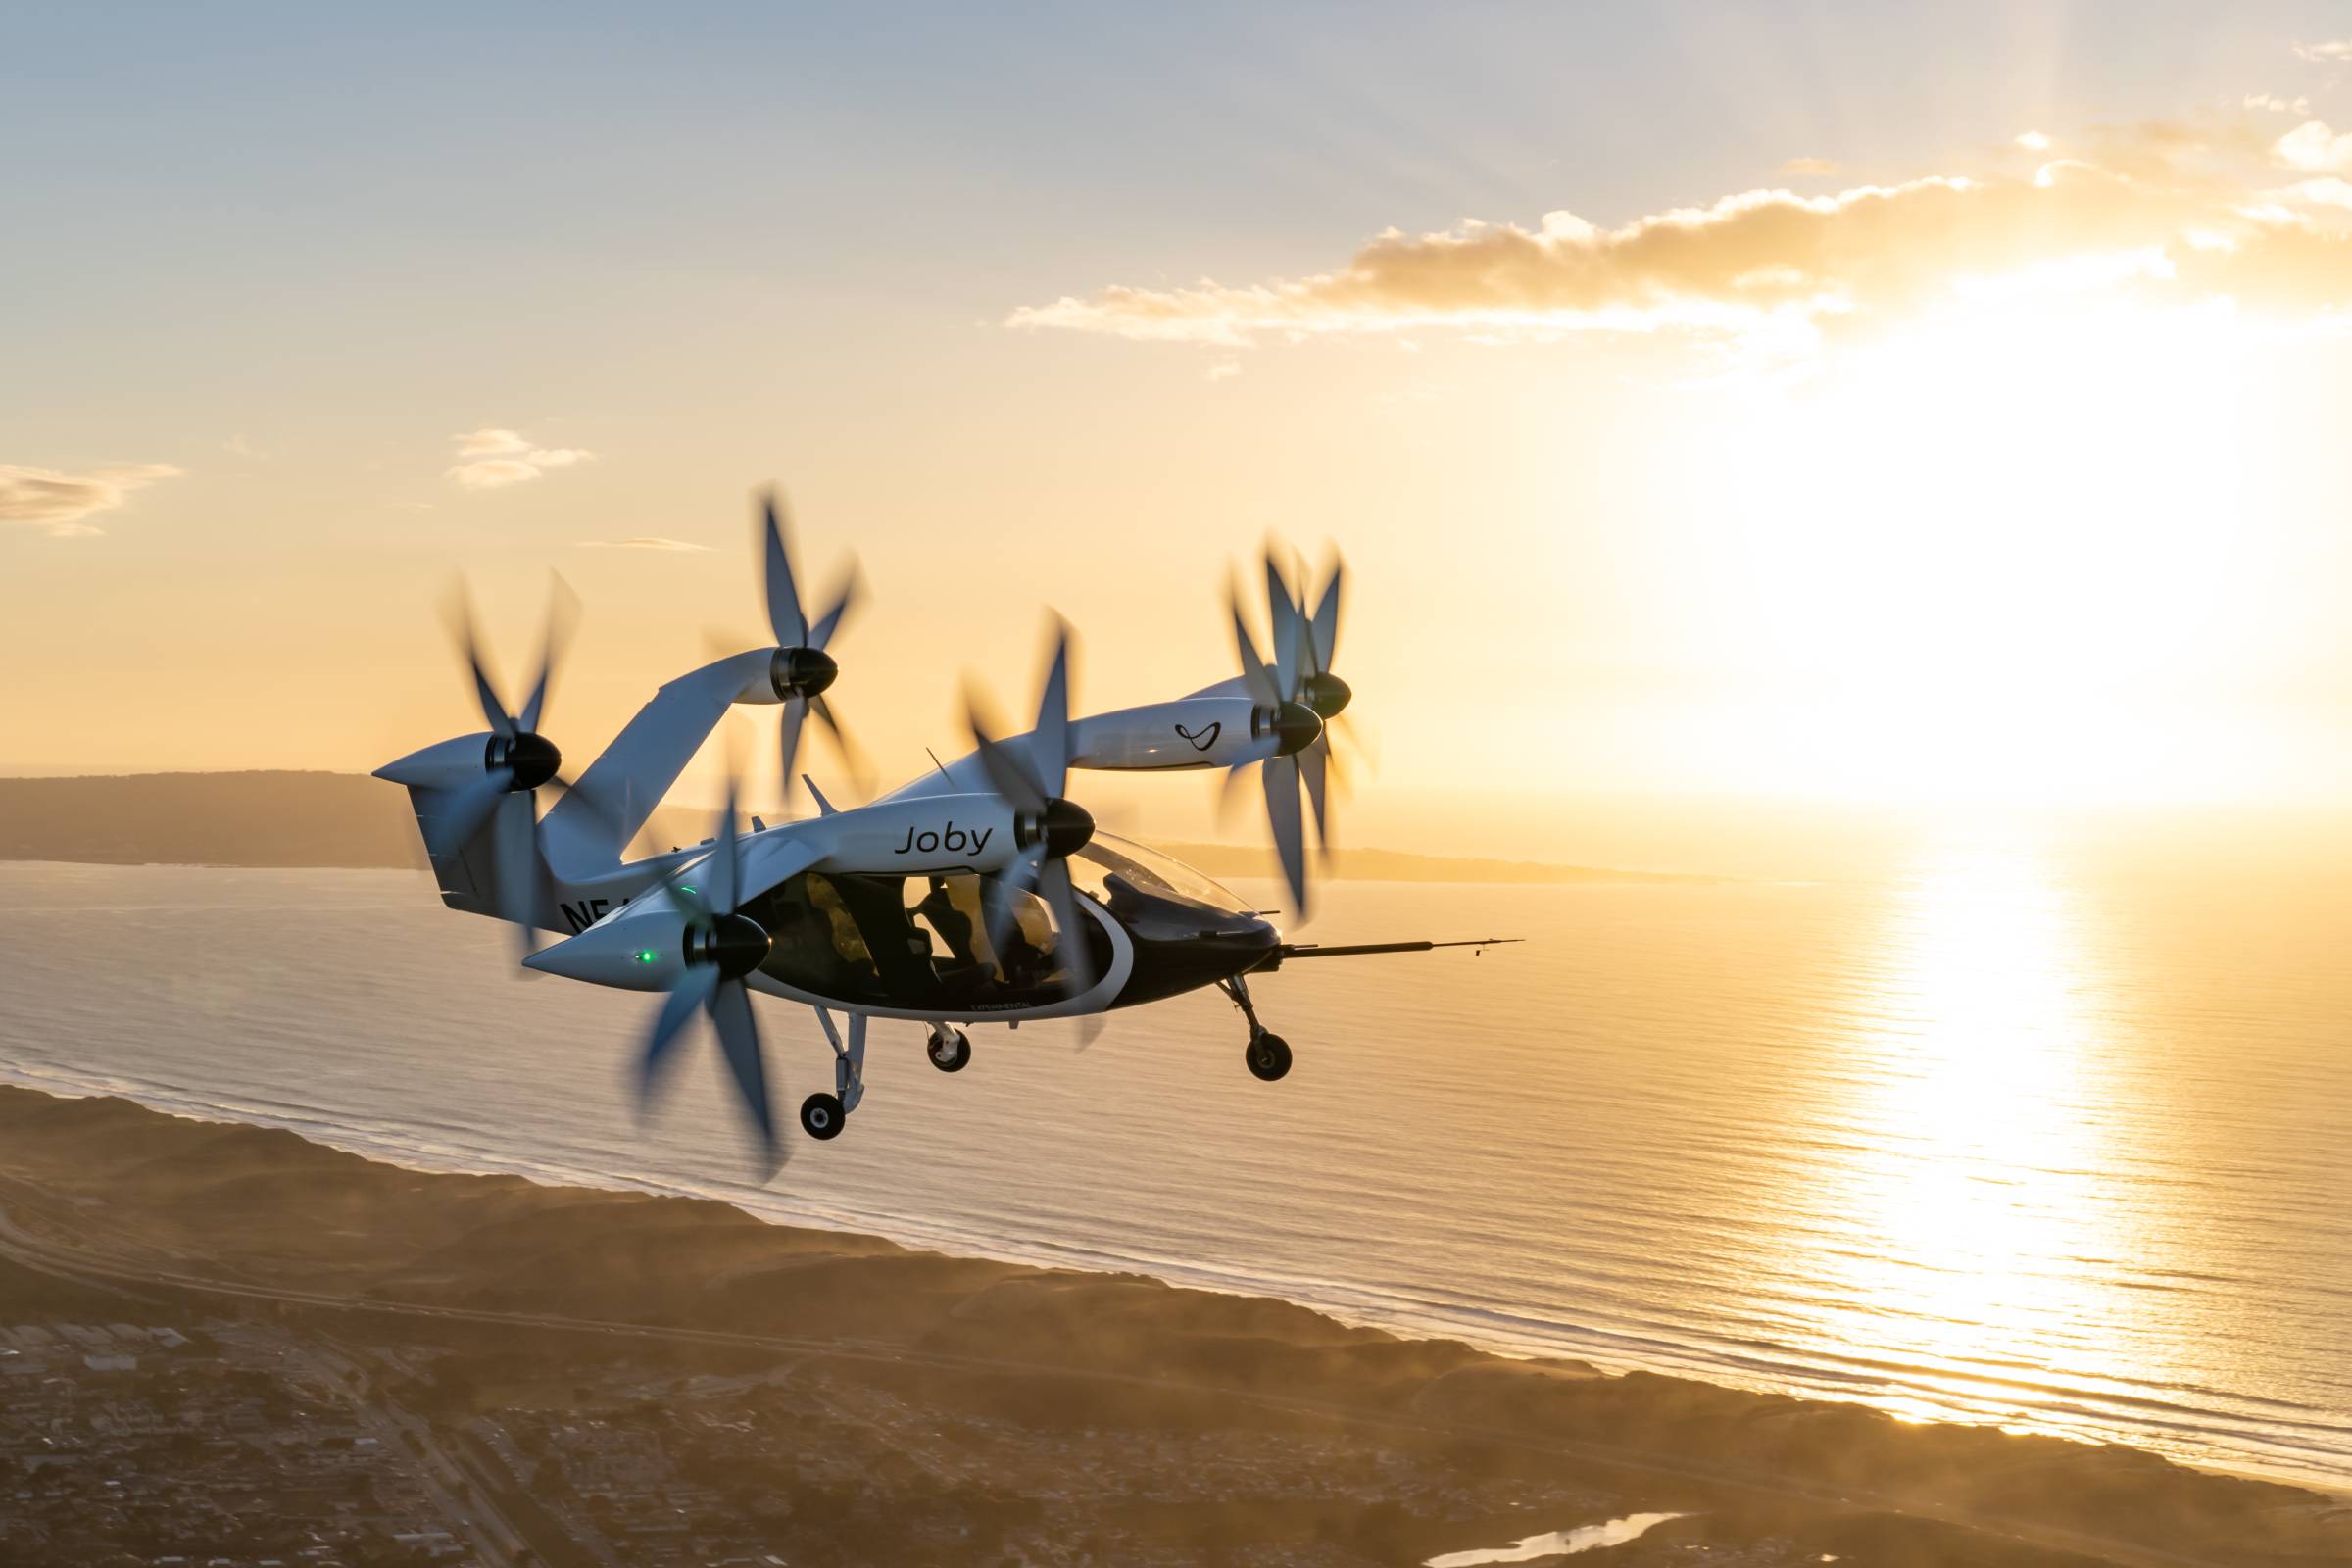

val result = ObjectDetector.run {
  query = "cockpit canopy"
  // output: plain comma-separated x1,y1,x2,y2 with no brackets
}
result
735,831,1261,1013
1067,831,1254,922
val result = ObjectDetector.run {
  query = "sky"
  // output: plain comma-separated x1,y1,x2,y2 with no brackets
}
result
7,3,2352,858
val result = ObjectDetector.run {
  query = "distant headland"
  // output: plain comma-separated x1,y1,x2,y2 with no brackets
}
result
0,771,1722,885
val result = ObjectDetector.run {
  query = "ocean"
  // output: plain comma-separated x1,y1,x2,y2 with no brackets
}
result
0,828,2345,1491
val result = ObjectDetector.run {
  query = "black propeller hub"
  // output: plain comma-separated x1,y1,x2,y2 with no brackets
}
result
770,645,839,700
1301,670,1352,719
1015,797,1097,859
486,731,563,792
1267,701,1324,757
684,911,772,980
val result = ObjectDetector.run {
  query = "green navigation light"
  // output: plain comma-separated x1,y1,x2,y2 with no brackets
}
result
635,949,659,963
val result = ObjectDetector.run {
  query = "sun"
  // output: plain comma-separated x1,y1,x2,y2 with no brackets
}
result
1681,289,2303,806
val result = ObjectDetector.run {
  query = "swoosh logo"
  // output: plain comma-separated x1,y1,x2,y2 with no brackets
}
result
1174,721,1222,753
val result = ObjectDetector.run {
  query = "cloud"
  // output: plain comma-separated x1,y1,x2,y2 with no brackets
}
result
2015,130,2052,151
0,464,181,537
1205,360,1241,381
2293,39,2352,63
1008,116,2352,352
1779,157,1839,176
575,536,711,552
2286,176,2352,210
2274,118,2352,174
445,427,594,490
2245,93,2314,116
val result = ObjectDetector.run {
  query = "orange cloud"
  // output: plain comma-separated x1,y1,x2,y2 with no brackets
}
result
0,464,181,537
446,428,594,491
1009,118,2352,351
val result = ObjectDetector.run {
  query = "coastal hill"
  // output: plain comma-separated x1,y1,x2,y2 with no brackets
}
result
0,770,1713,884
0,1084,2343,1566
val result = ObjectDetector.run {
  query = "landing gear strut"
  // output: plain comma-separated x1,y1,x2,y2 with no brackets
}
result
801,1009,867,1141
926,1022,972,1073
1217,974,1292,1082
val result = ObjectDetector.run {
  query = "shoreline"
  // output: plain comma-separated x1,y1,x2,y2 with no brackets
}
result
1,1065,2343,1508
0,1080,2347,1566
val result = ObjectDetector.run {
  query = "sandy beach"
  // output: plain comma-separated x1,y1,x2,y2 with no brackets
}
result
0,1084,2343,1566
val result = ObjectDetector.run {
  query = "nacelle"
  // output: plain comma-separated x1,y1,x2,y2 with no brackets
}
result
1069,698,1311,771
372,733,498,789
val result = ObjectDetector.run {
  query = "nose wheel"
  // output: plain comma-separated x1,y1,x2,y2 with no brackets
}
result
1245,1030,1292,1081
1218,974,1293,1083
799,1092,846,1140
800,1009,866,1143
926,1023,972,1073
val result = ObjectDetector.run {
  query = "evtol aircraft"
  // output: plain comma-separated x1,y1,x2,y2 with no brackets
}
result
376,496,1515,1172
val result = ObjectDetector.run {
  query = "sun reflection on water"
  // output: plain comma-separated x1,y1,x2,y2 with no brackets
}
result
1801,827,2142,1433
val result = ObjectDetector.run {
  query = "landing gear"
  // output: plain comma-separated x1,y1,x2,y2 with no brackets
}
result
1246,1031,1292,1082
1217,973,1293,1083
799,1093,846,1140
801,1010,866,1143
926,1023,972,1074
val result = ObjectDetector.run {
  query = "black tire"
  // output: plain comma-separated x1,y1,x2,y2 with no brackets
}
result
799,1092,847,1140
928,1029,972,1074
1246,1031,1293,1082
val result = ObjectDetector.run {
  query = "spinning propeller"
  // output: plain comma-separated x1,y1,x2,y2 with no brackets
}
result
633,778,787,1176
429,576,590,966
758,492,867,800
1229,547,1355,919
966,620,1105,1020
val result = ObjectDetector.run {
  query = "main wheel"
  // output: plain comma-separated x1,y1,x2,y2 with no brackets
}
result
928,1028,972,1074
1246,1031,1293,1082
799,1092,847,1140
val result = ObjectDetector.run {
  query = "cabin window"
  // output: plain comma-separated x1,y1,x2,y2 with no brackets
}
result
743,869,1102,1009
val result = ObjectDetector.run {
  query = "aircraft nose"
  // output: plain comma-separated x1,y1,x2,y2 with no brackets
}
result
525,913,680,991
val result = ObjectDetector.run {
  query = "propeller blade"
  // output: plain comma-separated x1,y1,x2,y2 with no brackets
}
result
760,492,808,647
544,773,622,844
984,842,1048,956
492,793,541,970
1333,709,1377,772
708,979,781,1170
1308,556,1344,675
1299,738,1330,844
807,693,872,796
710,781,742,915
649,845,712,921
1323,737,1354,807
1034,620,1072,800
807,566,859,652
969,709,1047,813
1263,755,1309,918
1229,583,1282,709
441,583,517,737
777,695,808,808
1215,759,1258,829
1038,858,1098,1001
638,964,721,1110
1265,553,1306,700
421,768,514,860
516,574,580,735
